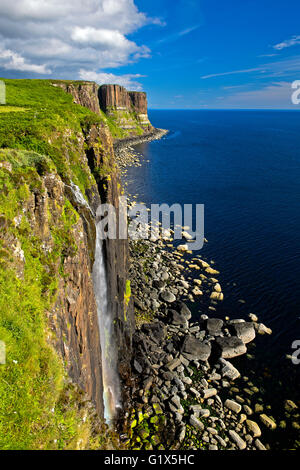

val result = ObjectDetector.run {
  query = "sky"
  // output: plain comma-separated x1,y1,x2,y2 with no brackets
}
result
0,0,300,109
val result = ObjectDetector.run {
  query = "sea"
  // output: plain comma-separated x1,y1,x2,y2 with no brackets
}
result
125,109,300,447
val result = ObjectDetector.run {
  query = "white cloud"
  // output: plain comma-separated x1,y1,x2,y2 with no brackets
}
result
201,67,263,79
0,47,50,73
212,82,296,109
273,35,300,50
0,0,160,80
201,56,300,80
79,69,145,90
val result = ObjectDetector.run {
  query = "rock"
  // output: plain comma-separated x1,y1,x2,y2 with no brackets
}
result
133,359,143,373
214,283,222,293
210,291,224,301
215,336,247,359
255,404,264,413
142,322,167,344
190,404,202,413
248,313,258,322
218,358,241,380
182,336,211,361
192,288,203,296
168,309,188,328
207,427,218,435
173,301,192,320
160,291,176,303
259,414,277,430
180,280,189,289
178,425,186,442
246,420,262,438
177,244,189,252
203,388,217,399
190,387,200,398
224,399,242,414
255,323,272,335
284,399,298,412
254,439,267,450
143,376,153,391
243,405,253,415
182,231,193,240
190,415,205,431
228,430,247,450
152,279,165,290
166,358,181,371
198,409,210,418
206,318,224,336
153,403,163,415
232,322,256,344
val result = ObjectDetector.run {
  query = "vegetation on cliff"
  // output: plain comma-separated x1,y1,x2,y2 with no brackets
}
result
0,80,123,449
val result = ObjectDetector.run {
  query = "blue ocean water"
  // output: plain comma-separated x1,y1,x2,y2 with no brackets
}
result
125,110,300,369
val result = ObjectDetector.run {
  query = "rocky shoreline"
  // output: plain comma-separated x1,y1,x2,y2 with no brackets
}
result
116,131,299,451
114,128,168,170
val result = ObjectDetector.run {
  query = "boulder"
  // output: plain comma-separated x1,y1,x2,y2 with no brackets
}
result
215,336,247,359
228,430,246,450
141,322,167,344
259,414,277,430
181,336,211,361
224,399,242,413
168,309,188,328
218,358,241,380
246,420,262,438
172,301,192,320
160,291,176,303
206,318,224,336
232,322,255,344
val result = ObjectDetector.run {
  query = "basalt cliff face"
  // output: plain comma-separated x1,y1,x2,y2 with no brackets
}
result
99,84,152,130
57,81,152,134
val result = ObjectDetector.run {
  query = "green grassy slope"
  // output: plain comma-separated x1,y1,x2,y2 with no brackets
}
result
0,80,118,449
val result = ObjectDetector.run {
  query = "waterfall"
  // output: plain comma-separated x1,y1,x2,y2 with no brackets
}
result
65,182,121,424
92,217,121,425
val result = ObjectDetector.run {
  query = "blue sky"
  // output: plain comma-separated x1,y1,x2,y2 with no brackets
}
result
1,0,300,108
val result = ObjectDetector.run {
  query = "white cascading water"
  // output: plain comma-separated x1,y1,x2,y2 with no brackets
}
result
66,182,121,424
92,217,121,425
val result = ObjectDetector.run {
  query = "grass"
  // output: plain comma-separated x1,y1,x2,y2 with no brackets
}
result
0,79,122,449
0,106,27,113
0,79,103,196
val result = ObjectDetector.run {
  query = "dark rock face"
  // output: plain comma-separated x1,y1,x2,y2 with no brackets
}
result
99,84,152,130
55,81,101,115
99,85,148,115
128,91,148,115
84,122,135,396
32,172,104,416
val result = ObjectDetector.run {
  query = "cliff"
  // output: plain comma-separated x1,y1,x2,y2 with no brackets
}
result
99,85,152,130
56,81,152,137
0,79,134,449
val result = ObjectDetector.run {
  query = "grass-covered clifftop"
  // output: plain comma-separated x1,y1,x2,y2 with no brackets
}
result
0,79,122,449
